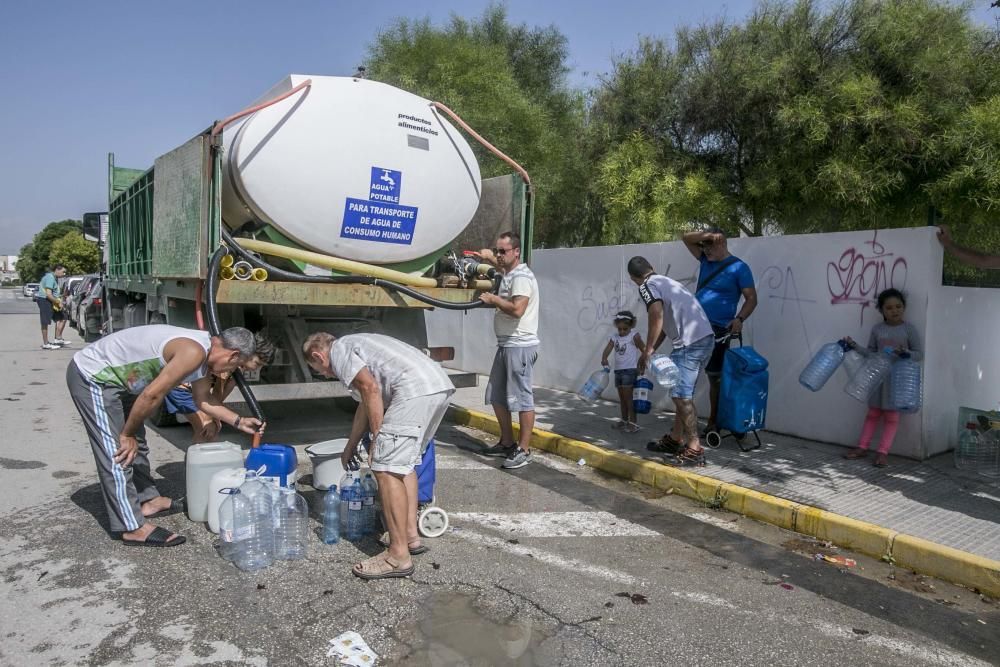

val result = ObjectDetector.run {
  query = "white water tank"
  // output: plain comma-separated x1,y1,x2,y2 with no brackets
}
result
221,75,483,265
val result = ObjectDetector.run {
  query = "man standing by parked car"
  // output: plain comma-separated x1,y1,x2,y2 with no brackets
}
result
682,228,757,435
476,232,541,470
36,264,68,350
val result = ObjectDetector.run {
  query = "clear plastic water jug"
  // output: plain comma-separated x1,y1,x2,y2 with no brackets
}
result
218,488,241,561
842,349,865,380
799,341,847,392
232,485,275,571
650,354,680,389
322,484,340,544
955,422,981,471
889,356,922,413
274,488,309,561
632,376,654,414
345,479,365,541
578,367,610,402
844,351,892,402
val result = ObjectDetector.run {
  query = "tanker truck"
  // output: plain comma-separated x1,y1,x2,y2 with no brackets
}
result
97,74,533,420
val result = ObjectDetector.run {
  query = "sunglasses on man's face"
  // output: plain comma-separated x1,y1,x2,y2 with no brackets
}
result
493,247,516,256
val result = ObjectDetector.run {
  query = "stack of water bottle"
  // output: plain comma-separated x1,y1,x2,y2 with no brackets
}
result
321,469,380,546
218,467,312,571
798,339,922,412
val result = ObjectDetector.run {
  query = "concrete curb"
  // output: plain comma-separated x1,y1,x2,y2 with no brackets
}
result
447,405,1000,599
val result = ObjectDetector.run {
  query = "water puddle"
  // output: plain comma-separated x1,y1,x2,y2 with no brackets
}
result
395,591,550,665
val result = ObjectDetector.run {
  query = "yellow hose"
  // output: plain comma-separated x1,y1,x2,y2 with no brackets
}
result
221,267,235,280
221,255,235,268
251,267,268,282
235,238,438,288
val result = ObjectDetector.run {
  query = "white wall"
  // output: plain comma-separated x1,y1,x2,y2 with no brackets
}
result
428,227,964,459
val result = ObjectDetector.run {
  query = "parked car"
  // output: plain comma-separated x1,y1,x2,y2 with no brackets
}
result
64,274,94,327
77,276,104,342
22,283,39,298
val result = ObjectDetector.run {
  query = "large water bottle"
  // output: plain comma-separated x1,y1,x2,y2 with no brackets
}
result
955,423,980,471
799,340,848,392
232,486,275,571
578,367,610,402
218,488,241,561
842,348,866,380
322,484,341,544
632,376,654,415
361,472,379,535
844,351,893,402
345,478,365,541
274,488,309,561
650,354,681,389
339,471,358,537
889,355,922,413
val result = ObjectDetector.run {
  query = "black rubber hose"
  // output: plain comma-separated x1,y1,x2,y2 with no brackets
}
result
220,229,497,311
207,246,266,425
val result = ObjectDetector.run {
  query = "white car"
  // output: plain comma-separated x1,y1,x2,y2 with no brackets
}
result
22,283,39,298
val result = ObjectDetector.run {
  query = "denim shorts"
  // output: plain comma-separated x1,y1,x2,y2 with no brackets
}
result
669,334,714,399
614,369,638,387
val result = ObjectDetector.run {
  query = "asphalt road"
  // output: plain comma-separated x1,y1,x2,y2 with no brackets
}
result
1,311,997,666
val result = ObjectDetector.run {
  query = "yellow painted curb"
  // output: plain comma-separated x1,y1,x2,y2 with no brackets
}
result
447,404,1000,598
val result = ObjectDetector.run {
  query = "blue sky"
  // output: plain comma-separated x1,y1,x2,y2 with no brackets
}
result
0,0,995,253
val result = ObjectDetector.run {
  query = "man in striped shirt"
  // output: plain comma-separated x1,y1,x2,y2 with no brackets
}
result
304,332,455,581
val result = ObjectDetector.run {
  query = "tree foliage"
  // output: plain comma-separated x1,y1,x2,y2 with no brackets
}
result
364,4,589,246
49,231,100,276
586,0,1000,247
16,220,83,282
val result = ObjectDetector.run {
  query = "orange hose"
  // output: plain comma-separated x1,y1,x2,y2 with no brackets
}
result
431,101,532,187
211,78,313,137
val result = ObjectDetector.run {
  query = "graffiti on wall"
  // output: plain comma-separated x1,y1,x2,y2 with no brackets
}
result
758,265,817,352
826,230,908,325
576,280,641,332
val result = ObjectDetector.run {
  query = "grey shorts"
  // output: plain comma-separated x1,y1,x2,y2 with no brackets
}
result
486,345,538,412
371,389,454,476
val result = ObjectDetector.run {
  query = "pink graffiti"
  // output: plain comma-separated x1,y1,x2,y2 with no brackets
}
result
826,230,907,324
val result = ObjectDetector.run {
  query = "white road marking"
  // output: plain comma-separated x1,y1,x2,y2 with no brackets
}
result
689,512,741,532
451,511,660,537
450,528,639,585
673,590,989,667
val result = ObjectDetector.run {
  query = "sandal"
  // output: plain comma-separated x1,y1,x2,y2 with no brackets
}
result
143,498,184,519
121,526,186,548
377,532,430,555
624,422,641,434
843,448,869,460
873,454,889,468
670,447,707,468
612,420,627,430
647,435,683,454
353,554,415,580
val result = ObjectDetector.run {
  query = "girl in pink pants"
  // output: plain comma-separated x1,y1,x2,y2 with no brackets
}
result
843,288,922,468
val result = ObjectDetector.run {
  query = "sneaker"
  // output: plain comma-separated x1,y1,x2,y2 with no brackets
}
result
501,448,532,469
53,338,70,346
41,343,60,350
481,442,517,458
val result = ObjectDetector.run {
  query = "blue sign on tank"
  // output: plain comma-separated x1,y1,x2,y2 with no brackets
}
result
341,166,418,245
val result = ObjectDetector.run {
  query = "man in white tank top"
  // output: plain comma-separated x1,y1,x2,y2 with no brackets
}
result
66,325,265,547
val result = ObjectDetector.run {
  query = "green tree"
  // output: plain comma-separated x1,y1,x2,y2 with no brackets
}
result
49,232,100,276
365,4,589,246
587,0,1000,246
15,220,82,282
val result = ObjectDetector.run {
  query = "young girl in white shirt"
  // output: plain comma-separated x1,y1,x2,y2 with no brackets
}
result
601,311,645,433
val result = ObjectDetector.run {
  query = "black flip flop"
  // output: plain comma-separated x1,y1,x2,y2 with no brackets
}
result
145,498,184,519
121,526,186,548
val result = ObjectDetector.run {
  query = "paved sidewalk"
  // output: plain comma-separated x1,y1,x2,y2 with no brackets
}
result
452,379,1000,563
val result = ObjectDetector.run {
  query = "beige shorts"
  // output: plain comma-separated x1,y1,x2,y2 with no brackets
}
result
371,390,454,475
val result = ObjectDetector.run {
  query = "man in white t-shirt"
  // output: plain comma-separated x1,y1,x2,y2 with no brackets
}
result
628,256,714,467
476,232,539,470
303,332,455,580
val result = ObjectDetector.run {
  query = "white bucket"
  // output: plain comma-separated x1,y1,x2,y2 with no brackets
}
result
306,439,348,491
207,467,247,534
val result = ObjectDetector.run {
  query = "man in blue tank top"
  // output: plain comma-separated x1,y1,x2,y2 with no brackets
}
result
682,227,757,435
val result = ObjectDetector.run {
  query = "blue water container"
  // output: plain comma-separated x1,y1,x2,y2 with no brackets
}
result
889,356,922,413
245,444,298,487
799,340,848,392
632,377,653,414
